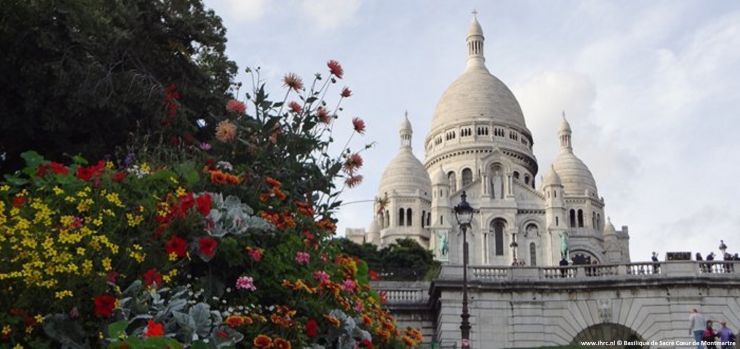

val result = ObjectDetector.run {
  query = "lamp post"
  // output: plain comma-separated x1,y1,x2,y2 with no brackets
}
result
454,191,475,349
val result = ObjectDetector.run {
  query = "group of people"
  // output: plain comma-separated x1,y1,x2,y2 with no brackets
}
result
690,309,736,349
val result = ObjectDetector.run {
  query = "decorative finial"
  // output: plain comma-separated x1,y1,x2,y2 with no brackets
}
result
405,110,408,118
562,110,566,120
472,9,478,17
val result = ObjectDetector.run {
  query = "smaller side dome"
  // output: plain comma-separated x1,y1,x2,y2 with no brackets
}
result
543,165,562,186
432,166,447,185
604,217,616,236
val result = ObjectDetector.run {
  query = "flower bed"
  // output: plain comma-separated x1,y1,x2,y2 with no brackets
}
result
0,63,421,348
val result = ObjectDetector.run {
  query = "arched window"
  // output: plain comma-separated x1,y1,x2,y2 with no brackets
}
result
524,175,530,185
385,210,390,227
569,209,576,228
462,168,473,187
406,208,412,226
530,242,537,266
427,212,431,227
421,210,425,228
379,211,384,227
491,219,506,256
555,216,559,226
440,215,443,225
577,209,584,227
554,190,557,198
513,171,520,180
596,214,601,230
592,212,596,228
399,208,405,227
448,171,457,192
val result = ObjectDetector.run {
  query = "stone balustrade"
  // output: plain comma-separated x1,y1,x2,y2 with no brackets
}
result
436,260,740,282
372,261,740,306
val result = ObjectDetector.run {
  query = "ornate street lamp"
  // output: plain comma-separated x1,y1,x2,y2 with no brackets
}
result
454,191,475,349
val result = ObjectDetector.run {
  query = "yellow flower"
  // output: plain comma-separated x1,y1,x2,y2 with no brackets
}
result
106,161,114,169
102,257,112,271
126,213,143,227
105,192,124,208
176,187,187,197
54,290,73,299
1,324,11,335
0,184,10,192
52,186,64,195
35,314,45,324
168,252,178,261
140,163,151,174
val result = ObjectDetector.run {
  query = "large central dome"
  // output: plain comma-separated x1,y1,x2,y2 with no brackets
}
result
430,66,527,133
429,16,528,134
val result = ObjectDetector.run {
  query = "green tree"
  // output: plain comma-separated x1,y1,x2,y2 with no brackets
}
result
335,238,439,281
0,0,237,173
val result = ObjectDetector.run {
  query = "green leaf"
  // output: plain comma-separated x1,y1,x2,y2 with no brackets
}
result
174,161,200,186
3,174,28,186
107,320,128,338
21,150,45,168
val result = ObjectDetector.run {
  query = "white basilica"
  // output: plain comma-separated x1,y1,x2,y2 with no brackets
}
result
347,16,630,267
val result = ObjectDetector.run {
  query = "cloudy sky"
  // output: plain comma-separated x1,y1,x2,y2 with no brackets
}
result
204,0,740,262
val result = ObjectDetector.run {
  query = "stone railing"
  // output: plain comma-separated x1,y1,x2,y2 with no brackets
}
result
438,261,740,281
371,281,431,305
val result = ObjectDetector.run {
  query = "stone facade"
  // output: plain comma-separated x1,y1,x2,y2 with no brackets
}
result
374,261,740,348
347,15,630,266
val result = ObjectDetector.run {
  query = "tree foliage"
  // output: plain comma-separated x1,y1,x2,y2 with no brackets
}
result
334,238,439,281
0,0,237,173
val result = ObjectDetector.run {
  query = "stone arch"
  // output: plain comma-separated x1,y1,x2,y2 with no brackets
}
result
570,247,603,264
571,323,645,348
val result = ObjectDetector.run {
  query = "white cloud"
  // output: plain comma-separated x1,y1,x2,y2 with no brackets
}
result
299,0,361,30
221,0,268,21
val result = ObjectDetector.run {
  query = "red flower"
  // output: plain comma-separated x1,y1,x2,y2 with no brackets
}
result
12,196,26,208
50,162,69,175
306,319,319,337
76,161,106,181
199,236,218,259
360,339,373,348
226,99,246,114
94,294,116,318
288,101,302,114
340,86,352,98
106,271,119,284
143,268,163,288
327,60,344,79
246,247,263,262
369,270,379,281
165,235,188,258
37,162,69,177
144,320,165,337
283,73,304,91
352,117,366,134
195,193,212,216
111,171,127,182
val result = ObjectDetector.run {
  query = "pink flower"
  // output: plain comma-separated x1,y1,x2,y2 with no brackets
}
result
345,175,363,188
215,120,237,143
343,153,363,173
247,247,263,262
353,301,364,312
226,99,246,114
288,101,302,114
295,251,311,265
236,276,256,291
341,279,356,292
313,271,330,283
340,86,352,98
283,73,304,91
317,107,330,124
352,117,365,134
199,142,212,151
327,60,344,79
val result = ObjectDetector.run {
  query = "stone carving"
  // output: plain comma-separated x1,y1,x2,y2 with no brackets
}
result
560,231,569,260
